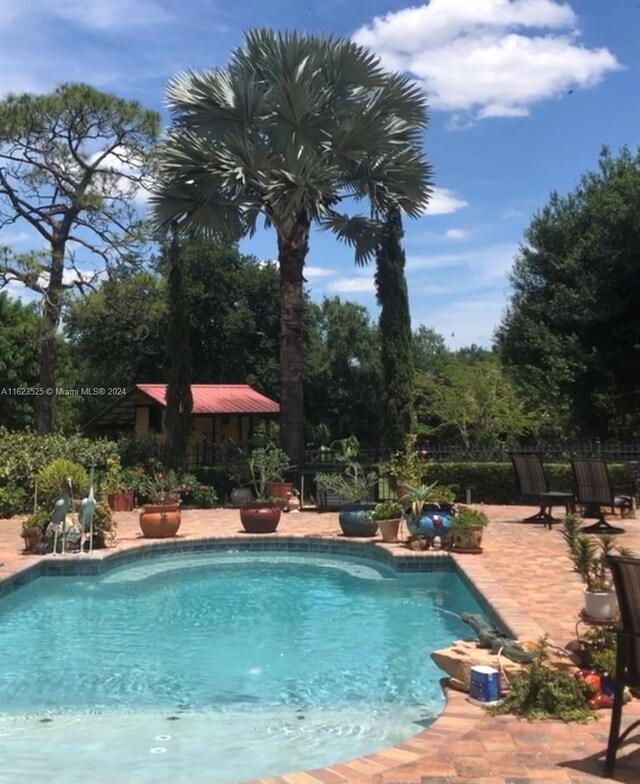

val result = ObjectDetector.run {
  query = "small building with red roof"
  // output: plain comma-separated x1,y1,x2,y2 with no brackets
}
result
86,384,279,467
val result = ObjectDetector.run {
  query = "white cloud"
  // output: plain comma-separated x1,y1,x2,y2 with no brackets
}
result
305,265,335,279
444,228,469,240
424,187,469,215
5,0,172,31
501,207,525,219
327,276,375,294
407,242,518,278
353,0,621,122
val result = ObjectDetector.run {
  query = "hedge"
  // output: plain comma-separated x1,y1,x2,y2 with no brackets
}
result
0,429,119,514
423,462,635,504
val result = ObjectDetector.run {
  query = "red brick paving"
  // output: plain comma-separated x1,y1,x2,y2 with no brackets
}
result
1,504,639,783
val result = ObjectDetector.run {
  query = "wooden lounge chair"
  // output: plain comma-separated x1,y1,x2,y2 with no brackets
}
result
603,554,640,775
570,457,633,534
510,454,574,529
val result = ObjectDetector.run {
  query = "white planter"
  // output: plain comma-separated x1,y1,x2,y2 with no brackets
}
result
584,588,618,621
230,488,252,507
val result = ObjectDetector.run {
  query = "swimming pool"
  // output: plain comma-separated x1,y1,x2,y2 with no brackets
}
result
0,549,493,783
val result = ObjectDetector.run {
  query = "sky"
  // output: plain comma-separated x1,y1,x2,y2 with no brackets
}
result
0,0,638,348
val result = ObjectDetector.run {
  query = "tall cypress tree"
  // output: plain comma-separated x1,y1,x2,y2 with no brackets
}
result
375,207,416,456
164,228,193,470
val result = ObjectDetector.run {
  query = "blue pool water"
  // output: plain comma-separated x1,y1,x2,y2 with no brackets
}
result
0,552,492,783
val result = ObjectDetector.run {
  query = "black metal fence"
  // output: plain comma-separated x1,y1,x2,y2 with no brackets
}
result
303,440,640,467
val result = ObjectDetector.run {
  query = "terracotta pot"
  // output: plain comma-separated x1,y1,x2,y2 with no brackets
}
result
139,503,181,538
266,482,294,504
449,524,484,552
107,490,134,512
240,503,281,533
378,517,402,543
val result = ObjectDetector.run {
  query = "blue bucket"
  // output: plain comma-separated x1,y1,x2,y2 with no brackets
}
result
468,665,501,705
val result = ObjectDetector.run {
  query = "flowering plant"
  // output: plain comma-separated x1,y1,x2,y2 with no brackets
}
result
136,467,181,504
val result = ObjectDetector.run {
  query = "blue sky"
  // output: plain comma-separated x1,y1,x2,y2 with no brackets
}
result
1,0,638,347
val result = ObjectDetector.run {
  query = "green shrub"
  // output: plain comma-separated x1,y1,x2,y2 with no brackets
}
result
0,428,118,499
92,501,116,548
490,637,593,722
424,462,633,504
0,484,28,517
453,505,489,527
36,459,88,508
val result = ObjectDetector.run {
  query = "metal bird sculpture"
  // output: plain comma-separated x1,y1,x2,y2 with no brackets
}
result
79,465,97,554
49,477,73,555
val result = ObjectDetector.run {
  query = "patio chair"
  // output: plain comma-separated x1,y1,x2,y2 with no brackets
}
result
570,457,633,534
510,454,574,529
603,554,640,776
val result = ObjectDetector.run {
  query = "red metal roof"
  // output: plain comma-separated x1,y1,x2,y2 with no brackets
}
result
135,384,279,415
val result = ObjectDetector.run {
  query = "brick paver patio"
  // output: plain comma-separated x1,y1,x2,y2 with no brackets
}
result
1,504,639,783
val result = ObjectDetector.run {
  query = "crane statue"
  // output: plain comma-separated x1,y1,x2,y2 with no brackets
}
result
47,477,73,555
79,464,97,554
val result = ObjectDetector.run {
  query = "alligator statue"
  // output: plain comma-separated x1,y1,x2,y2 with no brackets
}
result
461,612,536,663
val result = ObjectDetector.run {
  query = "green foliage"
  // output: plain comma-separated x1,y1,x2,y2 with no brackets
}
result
0,83,161,432
590,646,617,677
562,518,633,592
383,434,427,488
304,297,381,447
36,459,88,508
453,505,489,528
371,500,404,521
245,442,292,502
497,146,640,439
22,509,49,536
416,355,537,449
316,459,378,504
412,326,448,377
0,429,118,503
375,208,415,456
401,481,456,519
423,462,633,504
491,637,593,722
92,501,116,548
65,272,167,422
0,293,40,429
135,469,182,504
154,28,431,466
0,483,27,518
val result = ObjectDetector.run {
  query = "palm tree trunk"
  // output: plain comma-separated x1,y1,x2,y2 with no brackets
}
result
37,241,64,433
277,218,309,468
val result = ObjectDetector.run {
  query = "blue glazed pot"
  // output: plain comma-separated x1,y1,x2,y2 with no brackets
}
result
338,502,378,537
408,504,454,537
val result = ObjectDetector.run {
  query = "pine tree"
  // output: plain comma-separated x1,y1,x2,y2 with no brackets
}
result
375,207,416,456
164,229,193,470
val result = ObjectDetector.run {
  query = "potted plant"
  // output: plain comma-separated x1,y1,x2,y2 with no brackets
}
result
102,456,135,512
239,442,292,533
384,434,425,500
137,469,182,538
403,482,456,545
449,505,489,553
562,514,632,621
371,500,404,543
21,510,48,553
227,442,254,507
316,449,379,537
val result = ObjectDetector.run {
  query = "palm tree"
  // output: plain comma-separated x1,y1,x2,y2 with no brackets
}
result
152,28,432,466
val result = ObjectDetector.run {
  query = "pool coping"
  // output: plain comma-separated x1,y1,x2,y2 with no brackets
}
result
0,535,547,784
